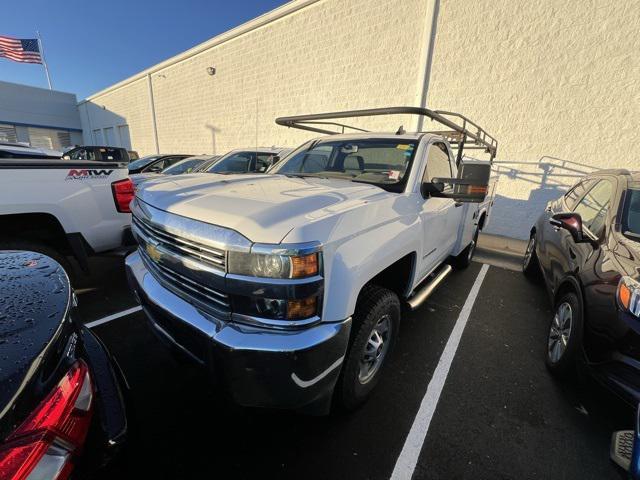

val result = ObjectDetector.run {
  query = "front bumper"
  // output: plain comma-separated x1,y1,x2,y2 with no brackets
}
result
125,250,351,411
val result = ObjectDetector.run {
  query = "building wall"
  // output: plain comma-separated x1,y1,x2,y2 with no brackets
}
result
426,0,640,239
0,80,83,150
80,0,434,156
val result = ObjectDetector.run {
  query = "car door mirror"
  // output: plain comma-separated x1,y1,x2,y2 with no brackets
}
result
549,213,588,243
421,181,445,197
148,164,163,173
425,160,491,203
62,155,71,160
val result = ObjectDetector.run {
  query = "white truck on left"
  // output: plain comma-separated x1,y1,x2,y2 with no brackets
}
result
0,142,135,276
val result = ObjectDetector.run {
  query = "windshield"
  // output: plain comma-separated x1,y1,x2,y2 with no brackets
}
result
623,188,640,241
129,155,159,170
205,151,278,174
270,139,418,192
163,158,204,175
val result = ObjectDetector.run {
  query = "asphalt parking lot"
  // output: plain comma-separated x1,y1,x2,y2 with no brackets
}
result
75,253,630,480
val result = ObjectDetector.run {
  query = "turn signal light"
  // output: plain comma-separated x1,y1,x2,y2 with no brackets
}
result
291,253,319,278
287,297,317,319
618,276,640,317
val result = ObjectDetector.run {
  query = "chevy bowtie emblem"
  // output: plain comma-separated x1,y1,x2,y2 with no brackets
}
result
146,242,162,262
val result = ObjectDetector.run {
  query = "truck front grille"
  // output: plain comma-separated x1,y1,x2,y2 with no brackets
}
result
132,214,226,272
139,247,230,317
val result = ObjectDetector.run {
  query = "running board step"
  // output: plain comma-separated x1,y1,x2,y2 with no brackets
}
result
407,264,453,310
611,430,634,471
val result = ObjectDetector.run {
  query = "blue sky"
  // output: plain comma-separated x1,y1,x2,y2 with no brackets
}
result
0,0,287,99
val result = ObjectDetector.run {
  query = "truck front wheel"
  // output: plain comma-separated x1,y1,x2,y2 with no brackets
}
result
335,285,400,411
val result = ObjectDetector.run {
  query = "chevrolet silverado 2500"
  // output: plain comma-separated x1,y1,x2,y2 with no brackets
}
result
125,107,498,414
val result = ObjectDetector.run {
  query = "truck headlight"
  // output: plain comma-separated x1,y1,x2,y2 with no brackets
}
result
618,276,640,317
228,251,319,279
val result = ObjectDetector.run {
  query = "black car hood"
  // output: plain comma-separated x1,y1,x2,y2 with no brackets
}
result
0,252,72,427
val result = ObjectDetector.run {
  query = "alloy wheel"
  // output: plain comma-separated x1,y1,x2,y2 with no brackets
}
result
358,314,392,384
548,302,572,364
523,236,535,270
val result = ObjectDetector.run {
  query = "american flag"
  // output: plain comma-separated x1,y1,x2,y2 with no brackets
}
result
0,35,42,64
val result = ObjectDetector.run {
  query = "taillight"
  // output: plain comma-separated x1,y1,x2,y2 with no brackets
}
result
0,361,94,480
111,178,135,213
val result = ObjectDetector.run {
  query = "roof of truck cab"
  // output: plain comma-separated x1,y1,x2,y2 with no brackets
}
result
307,132,439,142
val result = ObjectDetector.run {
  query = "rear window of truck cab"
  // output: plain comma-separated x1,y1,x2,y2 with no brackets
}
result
271,139,419,192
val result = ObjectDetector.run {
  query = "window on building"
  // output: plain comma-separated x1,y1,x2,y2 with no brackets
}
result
104,127,115,145
118,125,131,149
93,129,103,145
27,127,73,151
0,124,18,143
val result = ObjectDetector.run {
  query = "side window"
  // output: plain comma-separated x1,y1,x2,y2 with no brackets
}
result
422,142,452,185
564,179,594,210
574,180,614,236
256,154,275,172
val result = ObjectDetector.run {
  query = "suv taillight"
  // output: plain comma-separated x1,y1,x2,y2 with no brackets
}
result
0,360,94,480
111,178,134,213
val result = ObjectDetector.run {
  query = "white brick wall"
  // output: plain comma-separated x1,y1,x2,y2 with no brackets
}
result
81,0,433,156
427,0,640,238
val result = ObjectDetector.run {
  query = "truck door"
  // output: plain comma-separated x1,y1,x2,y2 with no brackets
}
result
418,142,464,278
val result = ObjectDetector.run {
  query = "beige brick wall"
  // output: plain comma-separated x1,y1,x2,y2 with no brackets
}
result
82,0,433,156
427,0,640,238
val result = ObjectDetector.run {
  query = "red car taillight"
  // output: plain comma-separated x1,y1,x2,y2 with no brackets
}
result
111,178,135,213
0,360,94,480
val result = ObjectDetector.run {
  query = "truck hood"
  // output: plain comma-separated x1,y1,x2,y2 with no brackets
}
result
136,174,391,243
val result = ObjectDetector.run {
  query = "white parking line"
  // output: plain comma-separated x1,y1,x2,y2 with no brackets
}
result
85,306,142,329
390,264,490,480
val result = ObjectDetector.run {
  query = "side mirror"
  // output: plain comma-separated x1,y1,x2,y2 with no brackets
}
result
421,181,445,197
62,155,71,160
147,165,163,173
549,213,588,243
426,160,491,203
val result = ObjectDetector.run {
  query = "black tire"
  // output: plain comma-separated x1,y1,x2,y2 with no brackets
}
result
335,285,400,411
522,233,542,281
545,291,583,378
451,228,479,270
0,239,75,282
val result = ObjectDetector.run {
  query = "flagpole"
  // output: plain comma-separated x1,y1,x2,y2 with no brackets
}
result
36,31,52,90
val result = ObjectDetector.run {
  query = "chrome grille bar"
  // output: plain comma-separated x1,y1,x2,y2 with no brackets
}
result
140,249,230,312
133,215,226,271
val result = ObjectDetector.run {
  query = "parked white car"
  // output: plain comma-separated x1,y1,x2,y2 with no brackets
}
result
125,107,497,414
0,142,135,276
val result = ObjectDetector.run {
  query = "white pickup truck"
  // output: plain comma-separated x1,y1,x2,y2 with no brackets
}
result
0,143,135,277
125,107,497,414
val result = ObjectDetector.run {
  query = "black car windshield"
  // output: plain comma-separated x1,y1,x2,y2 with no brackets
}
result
270,139,419,192
162,158,204,175
129,155,159,170
623,188,640,241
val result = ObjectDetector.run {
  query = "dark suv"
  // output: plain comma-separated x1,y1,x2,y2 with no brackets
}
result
523,169,640,403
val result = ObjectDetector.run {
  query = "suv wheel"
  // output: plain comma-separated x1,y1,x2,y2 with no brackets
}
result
522,234,541,280
546,291,583,377
336,285,400,411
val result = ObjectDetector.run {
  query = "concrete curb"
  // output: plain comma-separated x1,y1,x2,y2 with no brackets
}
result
478,233,527,257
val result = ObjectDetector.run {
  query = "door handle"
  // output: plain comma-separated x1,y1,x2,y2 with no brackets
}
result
454,202,463,208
